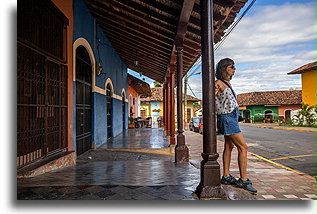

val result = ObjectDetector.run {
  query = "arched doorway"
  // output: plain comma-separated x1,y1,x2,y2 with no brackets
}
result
122,92,126,130
285,110,291,120
265,110,273,123
243,109,251,123
106,83,113,140
75,45,92,156
129,94,133,117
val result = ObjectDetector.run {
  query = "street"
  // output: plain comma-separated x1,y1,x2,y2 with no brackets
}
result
217,124,316,176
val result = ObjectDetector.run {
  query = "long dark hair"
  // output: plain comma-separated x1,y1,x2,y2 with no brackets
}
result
215,58,234,80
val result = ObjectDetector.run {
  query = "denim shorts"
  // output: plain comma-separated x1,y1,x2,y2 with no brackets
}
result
217,107,241,136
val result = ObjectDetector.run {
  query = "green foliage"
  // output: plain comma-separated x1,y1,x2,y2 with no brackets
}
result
153,81,162,87
291,103,316,127
193,102,201,109
128,117,136,123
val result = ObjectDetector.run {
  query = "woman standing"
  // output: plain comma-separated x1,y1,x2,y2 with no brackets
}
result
215,58,257,194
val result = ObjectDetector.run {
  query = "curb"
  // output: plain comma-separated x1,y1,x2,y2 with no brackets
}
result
96,148,175,155
257,126,316,132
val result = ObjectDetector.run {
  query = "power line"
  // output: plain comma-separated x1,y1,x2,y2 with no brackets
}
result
186,1,256,99
187,83,198,99
215,0,257,51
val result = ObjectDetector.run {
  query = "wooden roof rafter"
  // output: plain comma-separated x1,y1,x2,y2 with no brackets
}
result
84,0,248,82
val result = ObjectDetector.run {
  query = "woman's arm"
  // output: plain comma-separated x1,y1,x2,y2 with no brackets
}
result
215,80,221,94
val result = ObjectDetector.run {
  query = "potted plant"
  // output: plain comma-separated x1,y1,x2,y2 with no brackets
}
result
128,117,136,128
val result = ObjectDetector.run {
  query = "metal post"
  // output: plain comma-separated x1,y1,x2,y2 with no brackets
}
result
195,0,226,199
184,73,188,130
175,42,189,162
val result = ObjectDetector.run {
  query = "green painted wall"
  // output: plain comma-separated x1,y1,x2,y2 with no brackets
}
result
239,105,279,123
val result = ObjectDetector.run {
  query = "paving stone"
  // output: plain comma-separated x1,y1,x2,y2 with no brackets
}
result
17,129,316,200
261,195,276,199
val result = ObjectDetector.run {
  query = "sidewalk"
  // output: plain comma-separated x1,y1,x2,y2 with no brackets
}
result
186,131,316,200
17,128,316,200
241,123,316,132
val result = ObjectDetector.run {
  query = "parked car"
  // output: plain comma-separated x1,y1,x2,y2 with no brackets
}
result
198,116,218,135
198,116,203,134
189,116,200,132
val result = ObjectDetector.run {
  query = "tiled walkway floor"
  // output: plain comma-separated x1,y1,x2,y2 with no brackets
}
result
185,131,316,200
98,128,169,149
17,128,316,200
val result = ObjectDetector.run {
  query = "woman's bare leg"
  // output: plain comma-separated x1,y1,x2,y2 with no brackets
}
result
229,133,248,180
223,135,234,177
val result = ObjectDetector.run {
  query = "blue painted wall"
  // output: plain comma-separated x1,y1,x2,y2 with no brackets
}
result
73,0,128,150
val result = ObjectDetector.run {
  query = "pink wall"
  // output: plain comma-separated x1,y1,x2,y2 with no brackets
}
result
278,105,301,116
128,86,139,118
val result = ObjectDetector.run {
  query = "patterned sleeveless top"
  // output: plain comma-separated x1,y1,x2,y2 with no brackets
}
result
215,87,238,115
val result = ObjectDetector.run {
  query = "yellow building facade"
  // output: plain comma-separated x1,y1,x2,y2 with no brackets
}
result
140,88,200,122
288,61,316,107
301,70,316,106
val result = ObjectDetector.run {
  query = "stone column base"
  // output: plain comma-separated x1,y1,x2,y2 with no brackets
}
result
195,185,227,200
175,145,189,162
175,133,189,162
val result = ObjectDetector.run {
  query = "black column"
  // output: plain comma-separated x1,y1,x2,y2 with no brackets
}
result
195,0,226,199
175,42,189,162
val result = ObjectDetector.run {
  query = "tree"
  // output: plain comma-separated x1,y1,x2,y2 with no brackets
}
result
292,103,316,127
153,81,162,87
193,102,201,109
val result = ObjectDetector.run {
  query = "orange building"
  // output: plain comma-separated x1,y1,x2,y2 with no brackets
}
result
17,0,75,174
128,74,152,118
52,0,74,151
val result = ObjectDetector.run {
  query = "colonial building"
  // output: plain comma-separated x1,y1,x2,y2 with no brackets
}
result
140,87,200,122
287,61,316,107
128,74,152,118
237,90,302,123
17,0,250,198
17,0,129,175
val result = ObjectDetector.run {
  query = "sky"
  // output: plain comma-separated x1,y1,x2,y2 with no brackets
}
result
129,0,316,98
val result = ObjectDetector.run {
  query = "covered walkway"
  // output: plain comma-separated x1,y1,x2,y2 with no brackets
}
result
17,128,200,200
17,127,316,200
17,128,256,200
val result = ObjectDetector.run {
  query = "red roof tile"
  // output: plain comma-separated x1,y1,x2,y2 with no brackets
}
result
287,61,316,75
141,87,200,102
237,90,302,106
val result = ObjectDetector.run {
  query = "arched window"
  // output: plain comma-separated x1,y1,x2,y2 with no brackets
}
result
106,83,113,140
122,91,126,130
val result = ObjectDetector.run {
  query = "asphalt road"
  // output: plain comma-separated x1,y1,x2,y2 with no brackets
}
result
217,124,316,177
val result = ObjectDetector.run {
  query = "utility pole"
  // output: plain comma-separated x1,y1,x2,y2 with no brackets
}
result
183,73,188,130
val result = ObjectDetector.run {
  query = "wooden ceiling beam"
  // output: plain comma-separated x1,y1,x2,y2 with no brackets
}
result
119,53,167,72
91,0,177,33
87,2,175,42
175,0,196,43
106,0,178,27
104,31,170,62
94,12,174,50
127,66,165,82
120,55,167,73
133,0,181,18
99,23,172,54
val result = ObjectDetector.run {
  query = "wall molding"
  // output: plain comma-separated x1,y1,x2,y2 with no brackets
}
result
73,39,127,102
73,38,96,88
